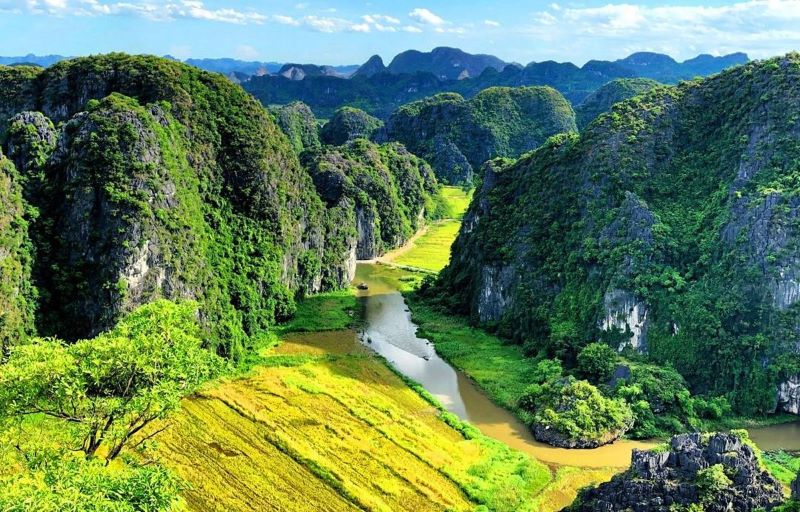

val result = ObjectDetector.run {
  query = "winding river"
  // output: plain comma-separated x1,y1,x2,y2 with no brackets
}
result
352,262,800,469
354,263,654,468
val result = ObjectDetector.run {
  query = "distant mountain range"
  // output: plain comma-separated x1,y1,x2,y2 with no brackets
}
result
245,47,749,118
0,54,360,83
0,48,749,118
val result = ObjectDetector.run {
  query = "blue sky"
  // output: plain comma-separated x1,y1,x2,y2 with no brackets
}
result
0,0,798,65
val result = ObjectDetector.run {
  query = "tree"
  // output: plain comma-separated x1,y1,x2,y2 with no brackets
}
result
576,342,618,383
0,447,184,511
0,300,221,460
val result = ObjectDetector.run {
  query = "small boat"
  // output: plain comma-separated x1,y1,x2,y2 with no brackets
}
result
357,282,369,290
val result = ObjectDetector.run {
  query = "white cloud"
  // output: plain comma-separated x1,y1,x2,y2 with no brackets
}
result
402,25,423,33
272,14,300,26
4,0,270,24
234,44,259,60
525,0,800,61
484,19,500,27
409,7,445,26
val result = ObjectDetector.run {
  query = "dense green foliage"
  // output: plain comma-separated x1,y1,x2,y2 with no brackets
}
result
764,451,800,487
0,150,34,354
0,300,216,511
319,106,383,146
576,342,618,382
270,101,321,153
438,54,800,416
518,360,634,446
385,87,576,183
575,78,660,129
0,451,184,512
0,54,363,356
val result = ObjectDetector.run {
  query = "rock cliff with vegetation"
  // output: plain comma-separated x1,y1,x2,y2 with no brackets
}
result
575,77,660,129
270,101,321,153
320,106,383,146
0,54,363,357
0,148,34,354
384,86,576,184
567,432,784,512
437,54,800,421
301,139,441,260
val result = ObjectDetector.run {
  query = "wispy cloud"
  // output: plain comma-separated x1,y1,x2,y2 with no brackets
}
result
484,19,500,27
1,0,269,24
408,7,445,26
525,0,800,60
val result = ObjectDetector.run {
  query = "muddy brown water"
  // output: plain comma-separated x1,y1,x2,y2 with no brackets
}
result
748,422,800,452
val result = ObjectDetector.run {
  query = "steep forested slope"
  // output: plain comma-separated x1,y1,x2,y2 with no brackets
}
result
270,101,321,153
575,78,660,129
320,106,383,146
0,54,357,356
0,148,34,353
438,54,800,416
384,87,576,184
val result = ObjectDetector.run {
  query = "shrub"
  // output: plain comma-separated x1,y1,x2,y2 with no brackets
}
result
576,342,618,383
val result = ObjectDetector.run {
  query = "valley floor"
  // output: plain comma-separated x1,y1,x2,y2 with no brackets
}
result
143,285,621,512
379,186,472,273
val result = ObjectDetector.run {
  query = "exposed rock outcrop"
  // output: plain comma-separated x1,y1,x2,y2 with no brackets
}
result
568,432,784,512
777,375,800,415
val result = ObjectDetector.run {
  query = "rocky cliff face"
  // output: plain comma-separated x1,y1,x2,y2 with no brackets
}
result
384,87,576,184
777,376,800,414
0,54,356,356
568,432,784,512
439,54,800,414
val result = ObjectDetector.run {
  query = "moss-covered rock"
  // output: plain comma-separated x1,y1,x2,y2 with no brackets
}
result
0,149,34,354
0,54,356,357
301,139,440,259
438,54,800,414
385,87,576,184
567,432,783,511
320,106,383,146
